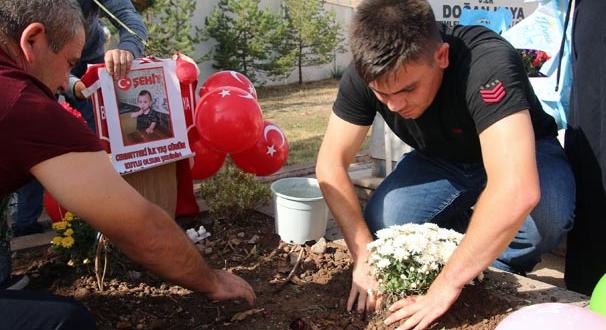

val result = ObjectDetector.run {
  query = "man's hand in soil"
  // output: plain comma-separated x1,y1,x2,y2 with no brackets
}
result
383,274,462,330
206,269,256,305
348,256,382,313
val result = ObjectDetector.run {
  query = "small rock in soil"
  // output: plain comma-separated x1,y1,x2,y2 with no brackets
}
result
116,320,130,329
127,271,142,280
311,238,327,254
289,252,301,265
248,234,260,244
334,250,349,262
74,287,89,299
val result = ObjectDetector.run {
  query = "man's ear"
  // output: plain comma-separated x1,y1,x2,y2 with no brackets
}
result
434,42,449,70
19,23,48,64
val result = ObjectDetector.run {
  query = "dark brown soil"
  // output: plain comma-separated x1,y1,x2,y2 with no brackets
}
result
13,212,523,329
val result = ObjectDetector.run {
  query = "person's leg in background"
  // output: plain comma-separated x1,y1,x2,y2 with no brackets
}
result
12,180,44,237
564,0,606,295
1,197,29,289
0,290,96,330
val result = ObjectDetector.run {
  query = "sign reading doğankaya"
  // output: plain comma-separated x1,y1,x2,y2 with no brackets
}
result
431,0,538,27
97,59,193,174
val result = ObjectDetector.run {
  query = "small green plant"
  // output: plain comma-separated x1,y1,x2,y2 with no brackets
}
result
51,212,98,270
199,163,271,221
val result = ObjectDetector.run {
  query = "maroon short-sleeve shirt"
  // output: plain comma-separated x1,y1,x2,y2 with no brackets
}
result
0,49,103,198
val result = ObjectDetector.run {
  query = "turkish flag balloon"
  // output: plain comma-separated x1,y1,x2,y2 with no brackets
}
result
190,139,227,180
199,71,257,100
195,86,263,154
175,54,199,84
231,121,289,176
43,192,68,223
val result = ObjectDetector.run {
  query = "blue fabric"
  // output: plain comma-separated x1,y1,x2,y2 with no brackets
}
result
13,180,43,232
66,0,148,103
459,7,513,34
364,137,575,273
79,0,147,64
501,0,573,129
0,290,96,330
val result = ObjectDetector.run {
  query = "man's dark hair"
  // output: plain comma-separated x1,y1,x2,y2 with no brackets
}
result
350,0,442,83
0,0,84,53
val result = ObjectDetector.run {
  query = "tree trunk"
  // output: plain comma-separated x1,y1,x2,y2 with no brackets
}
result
298,39,303,85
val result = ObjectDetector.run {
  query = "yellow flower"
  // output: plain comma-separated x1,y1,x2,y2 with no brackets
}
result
51,236,62,246
52,221,68,231
61,236,75,248
63,212,75,222
64,228,74,237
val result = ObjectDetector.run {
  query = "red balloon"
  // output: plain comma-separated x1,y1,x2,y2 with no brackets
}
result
195,86,263,154
231,121,289,176
187,127,200,147
199,71,257,100
175,54,199,84
43,192,68,223
190,139,227,180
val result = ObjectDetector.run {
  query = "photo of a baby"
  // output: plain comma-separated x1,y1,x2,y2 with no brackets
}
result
131,90,159,135
116,67,174,146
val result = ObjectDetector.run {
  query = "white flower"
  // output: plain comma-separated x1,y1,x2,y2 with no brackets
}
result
377,258,391,269
366,223,466,296
186,225,211,244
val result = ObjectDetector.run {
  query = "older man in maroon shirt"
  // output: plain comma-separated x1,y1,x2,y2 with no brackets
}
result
0,1,255,328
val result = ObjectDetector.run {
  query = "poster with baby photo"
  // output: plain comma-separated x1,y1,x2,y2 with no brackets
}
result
98,58,193,174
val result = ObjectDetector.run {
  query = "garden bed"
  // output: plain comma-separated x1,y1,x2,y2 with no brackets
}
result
14,211,530,329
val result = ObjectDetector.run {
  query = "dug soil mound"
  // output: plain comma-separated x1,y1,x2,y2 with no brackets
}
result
14,212,525,329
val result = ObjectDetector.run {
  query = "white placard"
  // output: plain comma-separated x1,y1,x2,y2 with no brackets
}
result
98,59,193,174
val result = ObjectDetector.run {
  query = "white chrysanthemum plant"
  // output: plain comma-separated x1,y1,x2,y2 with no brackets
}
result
367,223,466,297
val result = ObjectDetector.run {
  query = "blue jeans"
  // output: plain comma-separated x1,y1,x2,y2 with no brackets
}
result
364,137,575,273
0,290,95,329
13,180,44,233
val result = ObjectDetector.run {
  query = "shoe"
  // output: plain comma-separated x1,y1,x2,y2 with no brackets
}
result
0,274,29,290
12,223,45,237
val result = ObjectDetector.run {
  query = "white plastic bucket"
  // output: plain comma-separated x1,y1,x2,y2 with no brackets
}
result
270,177,328,244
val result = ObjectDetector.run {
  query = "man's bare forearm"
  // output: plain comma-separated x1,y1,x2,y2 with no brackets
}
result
440,182,538,287
317,165,373,261
107,203,220,294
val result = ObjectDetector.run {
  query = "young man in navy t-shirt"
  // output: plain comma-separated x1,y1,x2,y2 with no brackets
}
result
316,0,575,328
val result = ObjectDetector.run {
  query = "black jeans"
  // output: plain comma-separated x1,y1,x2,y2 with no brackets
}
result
0,290,95,330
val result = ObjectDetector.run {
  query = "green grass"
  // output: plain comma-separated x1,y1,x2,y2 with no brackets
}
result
256,79,368,166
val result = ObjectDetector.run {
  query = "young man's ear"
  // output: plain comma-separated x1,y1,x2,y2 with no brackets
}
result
19,23,48,64
434,42,449,69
